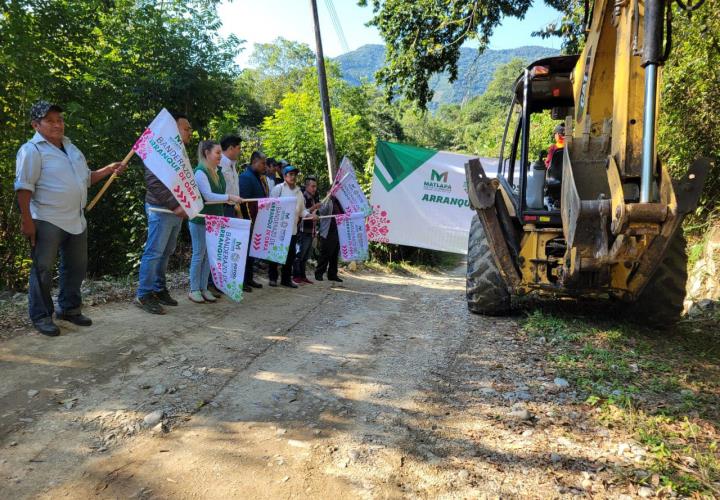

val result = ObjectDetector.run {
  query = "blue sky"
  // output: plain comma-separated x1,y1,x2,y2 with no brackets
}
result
218,1,564,67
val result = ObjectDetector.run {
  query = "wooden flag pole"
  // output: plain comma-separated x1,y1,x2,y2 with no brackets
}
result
149,207,205,217
86,149,135,212
205,197,266,205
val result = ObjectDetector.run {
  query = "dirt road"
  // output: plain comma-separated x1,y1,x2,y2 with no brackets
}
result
1,267,652,498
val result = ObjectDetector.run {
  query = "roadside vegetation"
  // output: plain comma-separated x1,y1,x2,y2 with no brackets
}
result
521,307,720,496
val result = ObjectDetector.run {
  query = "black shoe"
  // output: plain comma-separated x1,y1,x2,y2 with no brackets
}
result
269,280,278,287
281,281,299,289
242,284,253,293
249,280,263,289
33,318,60,337
134,296,166,315
56,313,92,326
207,284,223,298
154,289,178,306
314,273,324,281
328,276,343,283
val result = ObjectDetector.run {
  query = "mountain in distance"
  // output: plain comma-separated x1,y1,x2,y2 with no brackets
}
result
335,44,559,106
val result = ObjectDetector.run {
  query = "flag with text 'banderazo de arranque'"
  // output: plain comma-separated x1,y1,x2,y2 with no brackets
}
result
205,215,251,302
337,213,369,262
248,196,298,264
132,108,204,219
330,157,372,216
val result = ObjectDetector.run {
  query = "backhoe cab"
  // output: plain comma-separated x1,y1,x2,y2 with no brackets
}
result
465,0,710,323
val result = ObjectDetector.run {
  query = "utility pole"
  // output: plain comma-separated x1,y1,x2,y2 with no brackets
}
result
309,0,338,183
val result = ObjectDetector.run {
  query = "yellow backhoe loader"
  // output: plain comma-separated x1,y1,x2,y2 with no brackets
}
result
465,0,711,323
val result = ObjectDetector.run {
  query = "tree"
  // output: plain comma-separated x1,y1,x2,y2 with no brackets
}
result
658,0,720,228
0,0,243,288
359,0,550,108
249,38,316,77
533,0,586,54
260,92,371,191
456,58,527,154
239,38,316,116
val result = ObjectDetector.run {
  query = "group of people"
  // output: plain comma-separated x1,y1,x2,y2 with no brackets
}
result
14,102,344,337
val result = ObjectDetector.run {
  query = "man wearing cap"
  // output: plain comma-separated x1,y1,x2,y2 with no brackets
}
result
14,101,127,336
268,165,314,288
545,124,565,169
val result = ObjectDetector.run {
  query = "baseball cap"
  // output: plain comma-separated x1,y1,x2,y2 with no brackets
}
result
282,165,300,175
30,101,63,121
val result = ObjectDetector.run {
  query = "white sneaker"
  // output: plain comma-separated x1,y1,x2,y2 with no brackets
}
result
188,291,205,303
201,289,217,302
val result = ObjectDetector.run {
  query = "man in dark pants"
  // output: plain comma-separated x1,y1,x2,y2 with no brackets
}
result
238,151,268,292
268,165,312,288
14,101,127,336
134,113,192,314
293,175,320,284
315,195,344,283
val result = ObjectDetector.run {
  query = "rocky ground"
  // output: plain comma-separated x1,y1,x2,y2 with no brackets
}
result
0,265,717,499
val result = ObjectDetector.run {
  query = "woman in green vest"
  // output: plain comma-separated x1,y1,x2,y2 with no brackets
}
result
188,140,243,303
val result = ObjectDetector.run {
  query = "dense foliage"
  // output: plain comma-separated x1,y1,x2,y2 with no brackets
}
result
658,0,720,230
0,0,245,288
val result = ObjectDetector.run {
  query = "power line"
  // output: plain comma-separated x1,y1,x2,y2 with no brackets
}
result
323,0,350,53
324,0,348,52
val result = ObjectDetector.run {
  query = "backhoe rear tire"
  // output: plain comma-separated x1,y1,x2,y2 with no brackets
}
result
466,213,511,316
625,231,688,327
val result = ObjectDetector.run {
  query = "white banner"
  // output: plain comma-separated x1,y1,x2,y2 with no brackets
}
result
248,196,297,263
132,108,203,218
337,213,369,262
369,141,495,254
205,215,251,302
331,157,371,216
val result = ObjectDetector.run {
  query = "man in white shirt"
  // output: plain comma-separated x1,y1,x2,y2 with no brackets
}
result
268,165,314,288
218,134,241,217
14,101,126,336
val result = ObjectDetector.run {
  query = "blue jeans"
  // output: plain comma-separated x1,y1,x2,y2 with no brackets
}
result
188,221,210,292
28,220,87,322
136,204,183,299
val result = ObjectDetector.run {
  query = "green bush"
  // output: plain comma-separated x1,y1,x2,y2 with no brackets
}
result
0,0,244,290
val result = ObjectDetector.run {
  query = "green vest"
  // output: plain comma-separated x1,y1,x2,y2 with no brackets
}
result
190,164,227,225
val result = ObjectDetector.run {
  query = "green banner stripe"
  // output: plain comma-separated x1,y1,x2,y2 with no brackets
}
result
374,141,437,192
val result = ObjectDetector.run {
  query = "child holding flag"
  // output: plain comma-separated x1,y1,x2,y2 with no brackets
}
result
188,140,243,303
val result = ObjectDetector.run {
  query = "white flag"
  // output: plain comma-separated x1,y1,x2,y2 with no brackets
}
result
248,196,298,263
132,108,203,218
330,157,371,216
205,215,251,302
337,213,369,262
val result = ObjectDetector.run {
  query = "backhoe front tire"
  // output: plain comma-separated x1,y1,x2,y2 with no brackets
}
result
625,231,688,327
466,214,511,316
